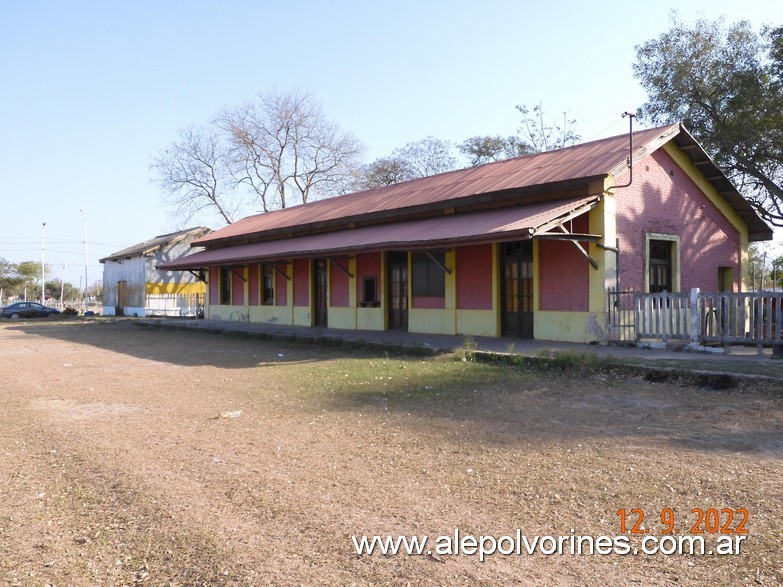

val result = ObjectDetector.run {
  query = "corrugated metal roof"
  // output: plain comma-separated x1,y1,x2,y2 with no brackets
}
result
100,227,211,263
196,125,678,247
192,122,772,247
160,196,599,270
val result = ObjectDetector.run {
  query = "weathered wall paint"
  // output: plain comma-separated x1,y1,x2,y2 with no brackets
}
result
534,311,590,343
102,256,146,309
208,305,249,322
249,305,291,325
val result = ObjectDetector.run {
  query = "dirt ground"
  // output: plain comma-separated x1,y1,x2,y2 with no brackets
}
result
0,319,781,586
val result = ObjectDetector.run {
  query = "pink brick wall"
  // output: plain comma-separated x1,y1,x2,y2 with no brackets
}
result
456,244,493,310
293,259,309,306
538,215,589,311
356,252,382,303
614,150,740,292
231,268,245,306
276,267,288,307
413,296,446,309
330,261,350,307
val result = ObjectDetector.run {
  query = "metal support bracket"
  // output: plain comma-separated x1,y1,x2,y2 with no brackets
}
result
271,262,291,281
536,222,599,270
188,270,206,282
229,267,247,282
570,240,599,270
328,257,354,279
424,250,452,275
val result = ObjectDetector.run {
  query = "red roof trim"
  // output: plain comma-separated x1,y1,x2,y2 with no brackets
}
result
160,196,599,270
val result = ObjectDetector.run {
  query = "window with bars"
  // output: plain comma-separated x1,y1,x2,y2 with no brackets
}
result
648,240,673,293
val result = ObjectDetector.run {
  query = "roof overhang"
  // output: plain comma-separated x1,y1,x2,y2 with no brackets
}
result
612,124,772,242
159,196,600,271
669,128,773,242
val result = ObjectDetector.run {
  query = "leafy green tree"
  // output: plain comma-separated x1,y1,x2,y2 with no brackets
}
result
634,16,783,226
45,280,80,303
770,255,783,290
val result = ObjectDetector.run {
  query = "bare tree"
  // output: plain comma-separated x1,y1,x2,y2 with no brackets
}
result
516,103,581,152
151,126,241,225
391,136,459,178
218,89,364,211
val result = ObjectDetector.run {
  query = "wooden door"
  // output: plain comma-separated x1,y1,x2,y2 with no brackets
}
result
117,280,127,316
313,260,328,327
501,242,534,338
387,253,408,331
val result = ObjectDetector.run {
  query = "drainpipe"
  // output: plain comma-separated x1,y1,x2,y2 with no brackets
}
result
605,112,635,193
600,113,635,294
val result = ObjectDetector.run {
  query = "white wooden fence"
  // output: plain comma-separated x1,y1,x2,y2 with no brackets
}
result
145,293,203,317
607,288,783,351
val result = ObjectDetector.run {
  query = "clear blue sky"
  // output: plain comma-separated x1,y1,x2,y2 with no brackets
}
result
1,0,780,286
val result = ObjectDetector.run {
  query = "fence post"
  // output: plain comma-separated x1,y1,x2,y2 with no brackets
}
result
689,288,700,347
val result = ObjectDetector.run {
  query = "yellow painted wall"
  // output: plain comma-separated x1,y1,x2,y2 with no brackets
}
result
146,282,206,295
444,250,456,310
409,309,455,334
293,307,311,326
358,308,385,330
587,183,616,342
456,310,496,337
206,305,249,322
534,311,591,343
249,305,291,325
329,307,357,329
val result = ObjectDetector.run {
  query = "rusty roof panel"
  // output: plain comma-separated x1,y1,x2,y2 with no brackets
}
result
192,122,772,246
160,196,599,270
196,126,676,246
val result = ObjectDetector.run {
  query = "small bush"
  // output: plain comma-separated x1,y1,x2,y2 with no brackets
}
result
62,307,79,316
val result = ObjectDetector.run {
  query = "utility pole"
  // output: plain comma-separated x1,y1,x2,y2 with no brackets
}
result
79,209,88,314
41,222,46,305
61,263,66,307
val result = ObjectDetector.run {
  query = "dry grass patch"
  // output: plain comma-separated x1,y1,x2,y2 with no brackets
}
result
0,320,780,586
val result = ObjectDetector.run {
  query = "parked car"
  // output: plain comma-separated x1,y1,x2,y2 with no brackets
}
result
0,302,61,319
